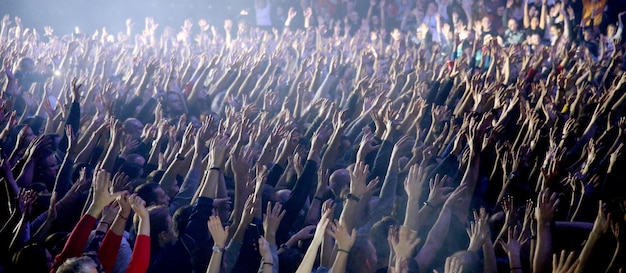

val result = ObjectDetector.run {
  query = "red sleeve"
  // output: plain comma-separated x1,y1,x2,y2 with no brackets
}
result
525,68,538,81
125,235,151,273
99,231,123,273
51,215,97,272
556,65,564,71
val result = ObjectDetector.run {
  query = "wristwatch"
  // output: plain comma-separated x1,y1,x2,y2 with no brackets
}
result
212,245,224,253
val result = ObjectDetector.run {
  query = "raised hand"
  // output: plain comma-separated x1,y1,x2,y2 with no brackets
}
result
71,78,82,103
390,225,421,259
553,250,579,273
535,188,560,224
348,161,379,198
356,130,380,161
427,174,454,207
467,216,490,252
498,225,528,257
591,201,611,234
209,135,230,168
208,215,230,248
327,220,357,251
89,169,125,215
264,202,286,240
404,164,425,200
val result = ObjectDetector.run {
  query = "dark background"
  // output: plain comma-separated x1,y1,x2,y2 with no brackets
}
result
0,0,251,35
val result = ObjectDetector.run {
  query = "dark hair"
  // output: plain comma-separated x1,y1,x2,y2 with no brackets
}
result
346,235,375,272
23,116,45,136
278,248,303,273
134,182,161,206
146,170,166,183
172,205,193,237
116,162,143,180
9,243,50,273
369,217,398,263
71,163,95,183
145,205,171,252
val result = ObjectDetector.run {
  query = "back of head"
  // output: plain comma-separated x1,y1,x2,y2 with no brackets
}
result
369,217,398,265
134,182,160,206
450,250,482,273
56,256,97,273
346,235,377,273
10,243,51,273
172,205,193,237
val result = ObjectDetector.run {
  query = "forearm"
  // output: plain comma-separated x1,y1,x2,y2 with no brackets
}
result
574,230,603,273
295,241,322,273
330,251,349,273
533,223,552,273
206,252,224,273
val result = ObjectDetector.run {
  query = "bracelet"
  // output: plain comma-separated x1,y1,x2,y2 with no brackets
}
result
100,222,111,227
118,214,128,220
337,249,350,254
423,201,435,208
346,193,360,202
176,153,185,161
263,262,274,266
314,196,324,202
510,267,522,271
209,167,221,172
531,235,537,240
280,244,290,250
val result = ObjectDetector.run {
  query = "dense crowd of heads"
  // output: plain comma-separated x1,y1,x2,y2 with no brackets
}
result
0,0,626,272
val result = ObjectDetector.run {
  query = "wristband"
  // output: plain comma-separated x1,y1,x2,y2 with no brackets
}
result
423,201,435,208
280,244,290,250
314,196,324,202
346,193,360,202
510,267,522,271
176,153,185,161
209,167,221,172
337,249,350,254
100,222,111,227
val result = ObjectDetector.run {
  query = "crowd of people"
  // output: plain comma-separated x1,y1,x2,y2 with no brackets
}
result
1,0,626,272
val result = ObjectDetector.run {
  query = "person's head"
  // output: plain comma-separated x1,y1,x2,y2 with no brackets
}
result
143,205,177,249
529,33,541,45
123,118,143,139
530,16,539,29
172,205,193,237
23,116,46,136
117,162,144,183
607,24,617,37
163,91,187,116
36,149,61,182
369,217,398,268
17,57,35,72
426,1,438,15
349,11,360,23
529,5,539,17
449,251,482,273
57,256,103,273
11,243,53,273
125,154,146,167
481,16,492,31
346,236,378,273
550,23,563,38
507,18,518,32
583,28,594,41
134,182,170,206
274,189,291,204
329,169,350,197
